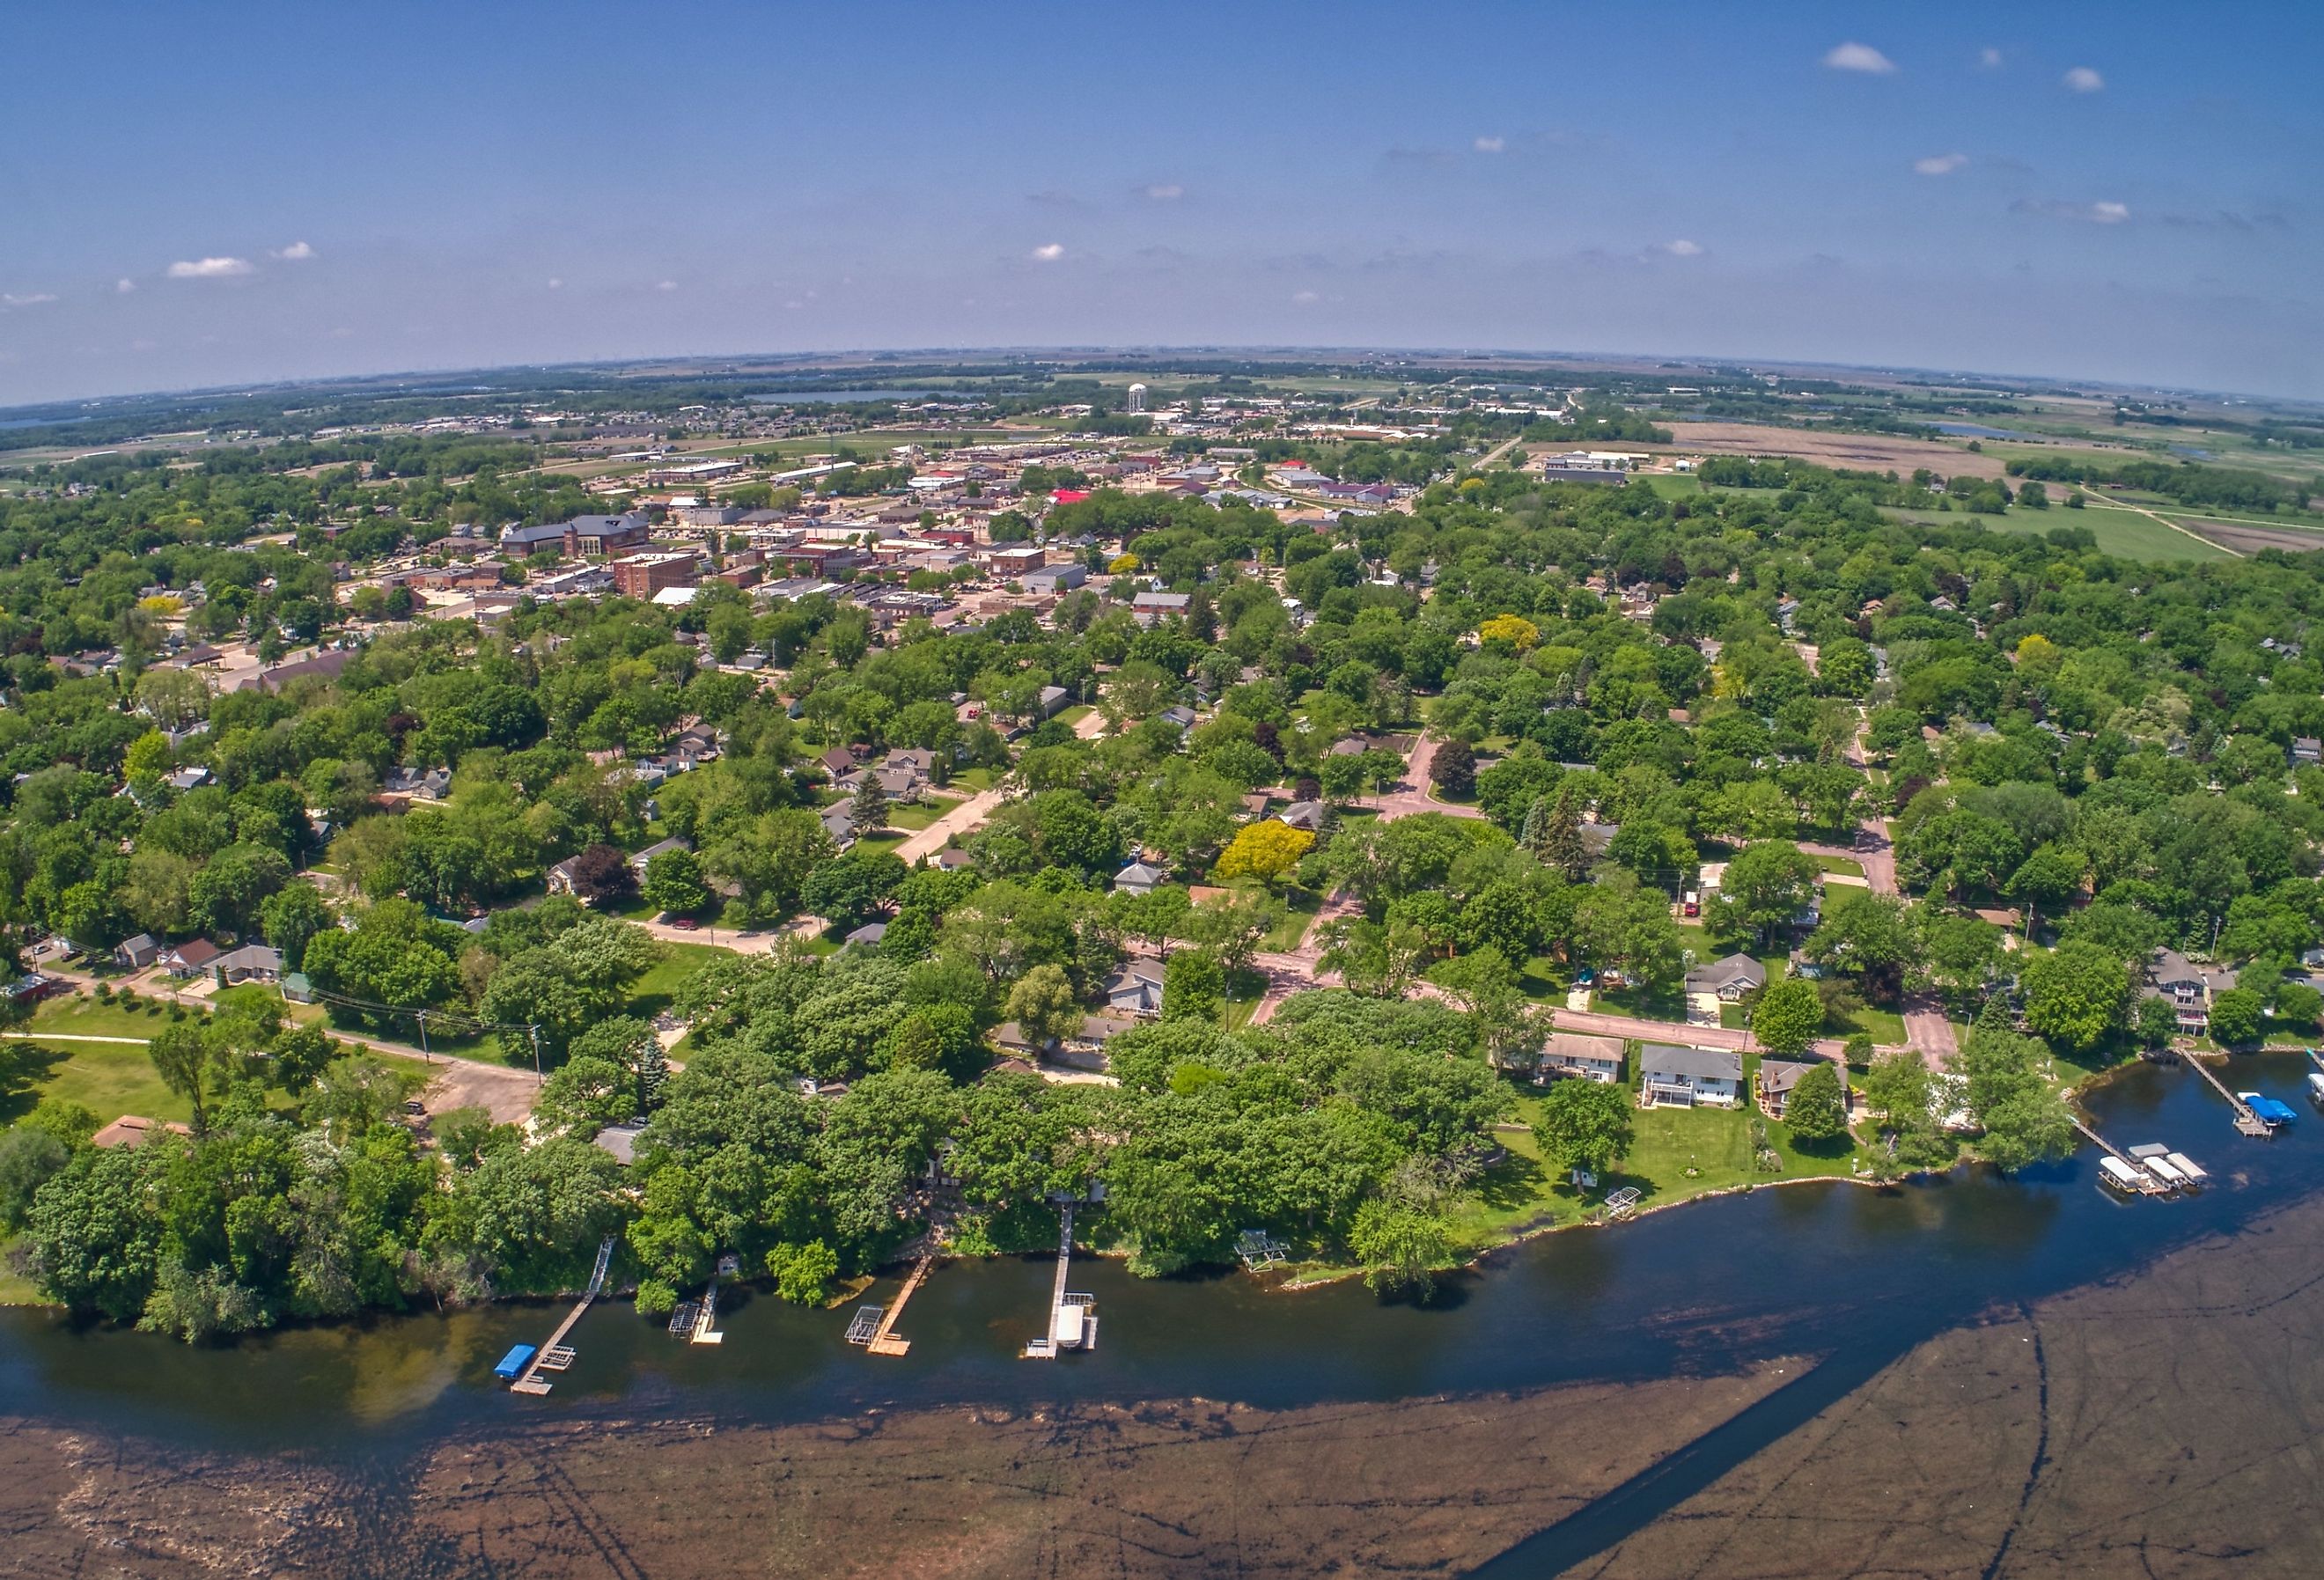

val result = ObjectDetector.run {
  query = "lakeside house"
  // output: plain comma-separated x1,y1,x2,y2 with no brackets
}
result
1536,1032,1626,1084
1755,1058,1825,1121
1638,1044,1744,1109
2145,949,2237,1033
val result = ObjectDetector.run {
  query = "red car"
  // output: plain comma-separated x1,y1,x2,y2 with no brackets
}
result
669,917,700,931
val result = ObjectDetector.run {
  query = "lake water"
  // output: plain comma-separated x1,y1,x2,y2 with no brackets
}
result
5,1050,2321,1569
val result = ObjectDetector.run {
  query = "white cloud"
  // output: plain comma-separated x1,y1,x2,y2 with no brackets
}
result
1659,239,1705,257
1474,136,1505,153
1030,243,1065,261
1980,47,2004,69
116,278,136,294
1915,152,1969,176
2013,197,2130,224
271,241,316,261
656,279,678,291
1,292,59,308
166,256,253,278
1141,183,1184,201
1822,41,1896,75
2063,65,2104,92
1291,290,1320,305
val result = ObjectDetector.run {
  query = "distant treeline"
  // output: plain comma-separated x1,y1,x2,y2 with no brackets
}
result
2004,456,2311,515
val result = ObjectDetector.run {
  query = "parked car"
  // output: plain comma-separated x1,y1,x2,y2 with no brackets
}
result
670,917,700,931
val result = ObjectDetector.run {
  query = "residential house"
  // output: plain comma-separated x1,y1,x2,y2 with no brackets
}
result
1277,800,1328,833
1036,684,1072,719
1756,1058,1828,1121
158,938,224,979
114,933,160,970
2295,737,2322,768
629,835,694,872
1537,1032,1625,1084
1131,590,1191,624
1685,954,1767,1002
1113,861,1167,897
212,944,283,984
1638,1044,1745,1108
383,766,452,800
91,1114,194,1150
2147,949,2238,1033
842,921,888,951
1104,960,1167,1018
1156,705,1197,733
820,805,857,847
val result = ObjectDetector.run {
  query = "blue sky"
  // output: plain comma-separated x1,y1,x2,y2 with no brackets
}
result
2,2,2318,405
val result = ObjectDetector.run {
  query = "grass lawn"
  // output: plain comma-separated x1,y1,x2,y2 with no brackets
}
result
1828,1002,1908,1047
1518,954,1566,1001
628,941,739,1020
2,1035,188,1128
1259,888,1322,952
1445,1083,1862,1255
1975,502,2231,562
26,996,180,1041
1055,704,1095,729
1806,852,1865,878
884,794,962,833
951,767,999,792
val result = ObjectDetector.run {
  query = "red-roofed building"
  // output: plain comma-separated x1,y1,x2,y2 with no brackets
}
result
1051,489,1091,505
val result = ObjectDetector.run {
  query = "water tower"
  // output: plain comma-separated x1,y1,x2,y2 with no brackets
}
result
1126,382,1147,414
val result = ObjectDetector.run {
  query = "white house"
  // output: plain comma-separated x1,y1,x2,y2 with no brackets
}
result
1538,1032,1625,1084
1638,1044,1744,1108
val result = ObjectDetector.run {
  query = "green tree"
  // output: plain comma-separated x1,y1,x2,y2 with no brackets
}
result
1005,962,1085,1047
147,1020,220,1134
2020,940,2132,1054
1163,950,1225,1021
2207,986,2264,1047
642,848,712,915
1708,841,1820,947
1953,1024,2075,1172
1783,1062,1849,1142
1752,977,1826,1055
26,1145,165,1320
849,772,891,834
1350,1197,1455,1298
1533,1078,1635,1179
765,1238,840,1304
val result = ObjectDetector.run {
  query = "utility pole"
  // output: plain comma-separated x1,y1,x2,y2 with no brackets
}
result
528,1023,544,1084
417,1010,430,1062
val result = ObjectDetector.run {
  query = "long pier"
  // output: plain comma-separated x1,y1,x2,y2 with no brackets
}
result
1024,1202,1096,1358
2177,1048,2273,1136
510,1236,617,1395
860,1251,934,1357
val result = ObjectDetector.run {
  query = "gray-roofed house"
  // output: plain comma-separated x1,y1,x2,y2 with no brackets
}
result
1036,684,1071,718
2147,949,2237,1033
1277,800,1328,833
2296,737,2322,768
629,835,695,871
1755,1058,1828,1121
1113,861,1167,897
212,944,283,985
1638,1044,1745,1108
114,933,159,970
1538,1031,1625,1084
1105,960,1167,1018
842,921,888,950
1684,953,1767,1002
592,1121,645,1166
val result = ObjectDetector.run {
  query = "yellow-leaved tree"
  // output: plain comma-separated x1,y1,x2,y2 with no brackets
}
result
1213,821,1314,886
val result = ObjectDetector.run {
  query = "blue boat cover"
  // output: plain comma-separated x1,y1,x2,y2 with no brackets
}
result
493,1344,537,1379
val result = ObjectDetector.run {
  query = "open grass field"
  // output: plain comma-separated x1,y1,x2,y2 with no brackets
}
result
1445,1080,1861,1253
627,941,737,1021
1902,500,2232,562
1,1037,186,1128
883,793,963,833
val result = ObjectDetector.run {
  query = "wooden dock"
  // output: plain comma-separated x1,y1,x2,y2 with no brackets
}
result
1024,1203,1096,1358
861,1252,934,1357
2178,1050,2273,1136
510,1236,616,1395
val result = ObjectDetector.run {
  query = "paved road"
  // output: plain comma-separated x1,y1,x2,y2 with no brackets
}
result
1371,731,1487,823
891,706,1104,863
